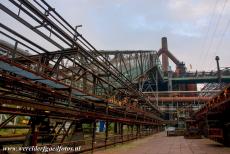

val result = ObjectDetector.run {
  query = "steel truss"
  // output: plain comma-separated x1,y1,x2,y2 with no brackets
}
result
0,0,162,112
195,84,230,145
0,0,163,151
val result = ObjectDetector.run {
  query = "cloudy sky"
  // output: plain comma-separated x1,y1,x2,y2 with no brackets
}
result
1,0,230,72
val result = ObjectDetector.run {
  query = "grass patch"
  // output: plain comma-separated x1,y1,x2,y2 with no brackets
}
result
0,129,29,137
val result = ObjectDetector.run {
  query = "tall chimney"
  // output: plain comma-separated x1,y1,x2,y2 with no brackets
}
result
162,37,169,72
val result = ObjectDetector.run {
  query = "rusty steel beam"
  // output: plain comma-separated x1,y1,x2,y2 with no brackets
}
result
0,1,166,149
2,0,140,93
195,84,230,119
0,96,161,125
0,0,160,113
149,96,211,102
0,115,17,129
0,71,161,121
144,90,221,94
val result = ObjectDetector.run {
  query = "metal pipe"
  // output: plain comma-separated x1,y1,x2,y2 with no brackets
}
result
149,96,211,102
143,90,221,94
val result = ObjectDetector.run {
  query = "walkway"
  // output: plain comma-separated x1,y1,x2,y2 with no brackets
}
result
94,132,230,154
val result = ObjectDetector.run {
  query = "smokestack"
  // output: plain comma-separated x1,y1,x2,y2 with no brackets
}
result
162,37,168,50
161,37,169,72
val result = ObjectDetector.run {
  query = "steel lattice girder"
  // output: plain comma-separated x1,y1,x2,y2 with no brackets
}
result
0,0,160,113
0,71,162,122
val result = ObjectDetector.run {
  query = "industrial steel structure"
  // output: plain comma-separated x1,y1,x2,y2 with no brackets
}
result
195,84,230,145
0,0,230,153
0,1,164,153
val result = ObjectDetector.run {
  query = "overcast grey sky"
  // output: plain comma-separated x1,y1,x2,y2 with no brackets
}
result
1,0,230,72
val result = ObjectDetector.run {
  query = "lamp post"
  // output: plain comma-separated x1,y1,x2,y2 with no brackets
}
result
215,56,221,89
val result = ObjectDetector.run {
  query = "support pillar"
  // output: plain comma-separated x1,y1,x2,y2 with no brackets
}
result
70,121,84,146
121,123,123,143
105,121,109,146
127,125,130,140
92,121,96,152
61,122,72,143
23,117,43,154
119,123,124,143
140,125,142,138
136,124,140,138
131,125,134,139
114,122,118,134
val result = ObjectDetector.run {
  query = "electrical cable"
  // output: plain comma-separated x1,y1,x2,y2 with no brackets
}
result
197,0,218,69
202,0,228,69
